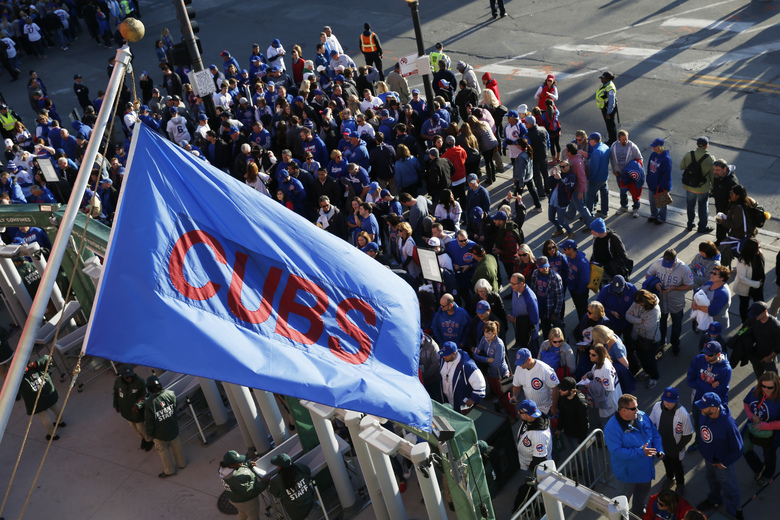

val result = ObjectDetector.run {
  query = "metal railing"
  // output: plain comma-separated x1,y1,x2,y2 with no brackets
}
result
510,428,612,520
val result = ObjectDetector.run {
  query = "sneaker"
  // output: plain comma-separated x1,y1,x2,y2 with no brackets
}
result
647,217,657,223
636,372,650,381
595,211,608,218
687,442,698,454
615,207,628,215
647,379,658,389
45,434,60,441
144,440,154,452
551,229,565,238
697,226,714,233
695,499,720,511
158,472,174,478
686,223,695,231
654,220,665,225
632,208,640,218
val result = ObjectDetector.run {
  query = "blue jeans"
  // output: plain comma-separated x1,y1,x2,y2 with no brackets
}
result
549,205,571,232
566,193,593,225
648,192,668,222
686,190,709,229
585,181,609,215
660,310,683,353
705,462,740,515
619,187,640,210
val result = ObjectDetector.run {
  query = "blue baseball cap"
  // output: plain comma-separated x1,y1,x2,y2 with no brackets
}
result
411,88,420,94
651,138,665,148
707,322,722,335
702,341,722,356
695,392,722,410
662,387,679,403
518,399,542,418
362,242,378,253
271,39,281,47
439,341,458,358
560,239,577,250
198,114,208,121
588,132,602,142
507,110,519,118
516,348,532,366
476,300,491,314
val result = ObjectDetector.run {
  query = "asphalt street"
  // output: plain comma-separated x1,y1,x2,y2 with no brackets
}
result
0,1,779,519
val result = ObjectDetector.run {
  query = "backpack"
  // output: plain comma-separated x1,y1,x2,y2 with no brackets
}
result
681,151,708,188
747,203,768,229
539,345,560,371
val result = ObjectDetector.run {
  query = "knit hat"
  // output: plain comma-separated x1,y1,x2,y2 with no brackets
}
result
590,218,606,233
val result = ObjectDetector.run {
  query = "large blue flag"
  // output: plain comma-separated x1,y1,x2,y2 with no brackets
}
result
85,125,432,430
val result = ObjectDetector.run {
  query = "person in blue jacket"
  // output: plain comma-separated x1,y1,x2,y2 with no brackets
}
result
604,394,664,516
618,159,644,218
344,131,370,171
561,239,590,322
433,293,471,350
694,392,743,517
586,132,610,218
472,319,516,419
509,273,540,360
438,341,486,414
280,170,307,218
596,275,637,342
646,137,672,224
300,128,328,166
0,172,27,204
686,340,731,453
466,174,491,221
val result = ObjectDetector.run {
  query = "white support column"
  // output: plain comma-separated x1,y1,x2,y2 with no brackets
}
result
537,461,566,520
306,403,357,510
0,256,31,312
410,443,447,520
251,388,288,445
223,383,253,451
359,417,407,520
343,411,389,520
0,262,24,325
224,383,270,453
198,377,229,426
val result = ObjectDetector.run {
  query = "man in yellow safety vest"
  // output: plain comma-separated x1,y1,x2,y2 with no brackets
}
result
359,22,384,81
595,71,618,146
0,103,21,140
429,42,451,73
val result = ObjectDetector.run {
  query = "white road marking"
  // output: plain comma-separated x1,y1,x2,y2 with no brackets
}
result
585,0,739,40
553,44,660,58
492,51,537,65
661,18,754,32
474,64,571,79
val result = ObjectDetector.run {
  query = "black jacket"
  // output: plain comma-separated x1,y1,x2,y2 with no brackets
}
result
425,157,453,195
711,167,739,213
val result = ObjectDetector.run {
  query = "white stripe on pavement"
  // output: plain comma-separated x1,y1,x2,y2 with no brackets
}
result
474,64,571,79
553,44,661,59
661,18,754,32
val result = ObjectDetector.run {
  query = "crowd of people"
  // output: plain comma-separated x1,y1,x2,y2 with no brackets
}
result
0,5,777,519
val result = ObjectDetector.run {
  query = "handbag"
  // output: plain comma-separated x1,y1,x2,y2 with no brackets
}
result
588,262,604,293
653,189,673,208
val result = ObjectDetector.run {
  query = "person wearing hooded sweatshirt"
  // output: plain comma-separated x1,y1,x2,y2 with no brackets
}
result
686,341,731,454
456,61,481,94
513,399,551,510
219,450,265,520
710,158,739,244
646,137,673,224
693,392,743,518
690,241,721,290
439,340,486,414
561,239,590,322
649,387,694,496
586,132,611,217
646,249,693,356
433,293,472,350
604,394,664,516
482,72,501,104
113,365,153,451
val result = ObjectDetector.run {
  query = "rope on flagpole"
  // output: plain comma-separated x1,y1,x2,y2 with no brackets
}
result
0,68,127,520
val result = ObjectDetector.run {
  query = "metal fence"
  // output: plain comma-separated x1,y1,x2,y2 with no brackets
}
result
510,429,612,520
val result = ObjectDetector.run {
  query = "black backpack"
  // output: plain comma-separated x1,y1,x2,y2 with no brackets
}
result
748,203,768,229
681,151,708,187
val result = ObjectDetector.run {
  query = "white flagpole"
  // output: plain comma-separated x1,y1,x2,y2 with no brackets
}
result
0,44,134,446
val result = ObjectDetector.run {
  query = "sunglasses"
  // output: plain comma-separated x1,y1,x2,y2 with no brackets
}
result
762,384,775,390
551,339,563,344
458,239,467,243
519,253,529,257
622,406,638,411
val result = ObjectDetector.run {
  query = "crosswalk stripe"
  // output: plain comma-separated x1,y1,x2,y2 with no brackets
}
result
553,44,660,58
661,17,754,32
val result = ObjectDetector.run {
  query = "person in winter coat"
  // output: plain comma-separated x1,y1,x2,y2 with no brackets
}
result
584,344,622,427
561,239,590,322
468,115,499,184
717,184,760,267
646,138,672,224
491,210,522,278
481,72,501,104
424,148,453,204
267,453,318,520
686,341,731,453
711,158,739,244
535,75,559,112
113,365,153,451
513,138,541,210
145,374,187,478
690,241,721,290
648,387,694,496
439,341,486,414
549,160,576,239
433,293,471,350
586,132,611,217
472,320,516,418
732,237,765,323
644,490,694,520
531,257,565,338
556,376,589,447
456,61,481,94
20,355,66,441
419,334,442,401
394,144,420,195
219,450,265,520
618,159,645,218
625,290,661,388
693,392,743,518
604,394,664,516
513,399,552,510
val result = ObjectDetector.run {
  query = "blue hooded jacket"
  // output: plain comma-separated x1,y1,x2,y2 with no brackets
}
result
596,282,637,331
432,303,471,348
439,350,485,410
604,410,663,483
686,352,731,402
588,142,610,184
566,250,590,295
699,405,743,467
646,149,672,193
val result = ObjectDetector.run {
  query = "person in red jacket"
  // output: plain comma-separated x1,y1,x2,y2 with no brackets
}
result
644,489,693,520
482,72,501,104
443,135,468,209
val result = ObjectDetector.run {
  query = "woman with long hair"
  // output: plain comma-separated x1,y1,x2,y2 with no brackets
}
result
468,115,498,185
584,343,621,427
690,241,721,290
625,289,661,388
473,320,516,420
457,122,482,175
644,489,694,520
541,99,562,164
717,183,758,266
515,243,537,280
733,237,765,323
394,143,420,195
743,372,780,486
396,221,421,279
590,324,630,369
356,231,371,250
513,138,541,210
434,188,462,230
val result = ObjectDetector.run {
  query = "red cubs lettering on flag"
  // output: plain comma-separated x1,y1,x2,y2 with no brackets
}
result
160,217,380,365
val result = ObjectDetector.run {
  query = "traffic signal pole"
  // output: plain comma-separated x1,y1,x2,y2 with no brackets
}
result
172,0,217,124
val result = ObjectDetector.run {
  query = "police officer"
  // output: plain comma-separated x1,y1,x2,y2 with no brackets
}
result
219,450,265,520
429,42,451,72
359,23,383,81
144,374,186,478
113,365,153,451
0,103,22,140
596,71,618,146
